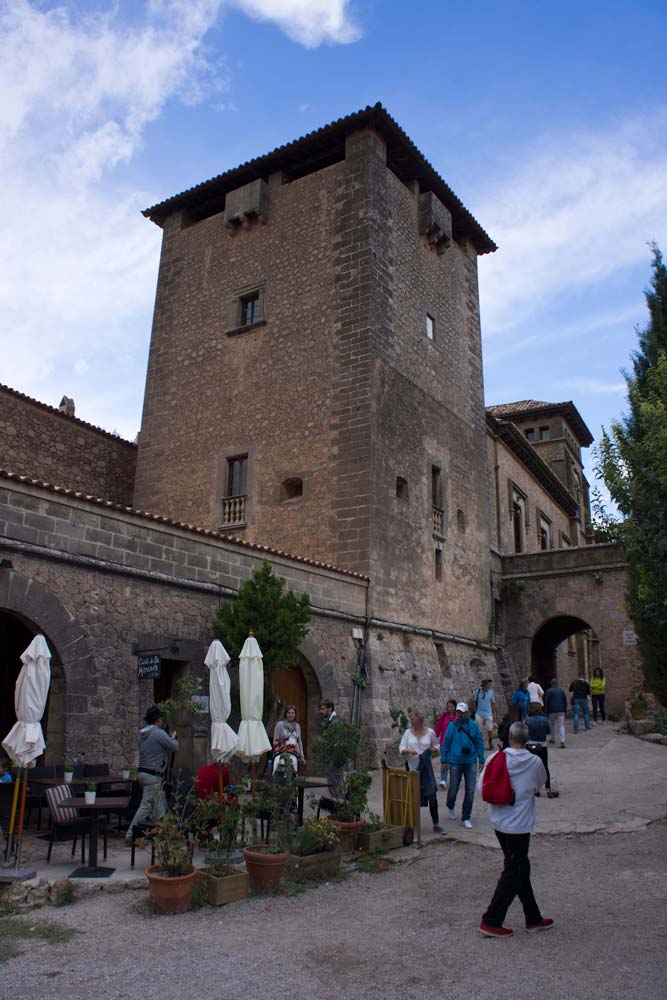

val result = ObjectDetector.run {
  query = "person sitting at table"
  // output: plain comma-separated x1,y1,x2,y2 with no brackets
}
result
194,760,231,800
0,758,12,783
272,704,305,775
125,706,179,840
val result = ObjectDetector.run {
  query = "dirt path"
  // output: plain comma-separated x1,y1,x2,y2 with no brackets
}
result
4,819,666,1000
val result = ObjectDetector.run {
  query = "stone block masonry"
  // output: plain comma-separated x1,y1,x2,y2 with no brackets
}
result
0,384,136,505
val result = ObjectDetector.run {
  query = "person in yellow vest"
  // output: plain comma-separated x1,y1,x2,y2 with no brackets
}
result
590,668,607,725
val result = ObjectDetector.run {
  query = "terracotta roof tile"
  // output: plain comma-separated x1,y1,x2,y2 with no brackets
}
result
486,399,593,447
0,468,369,582
0,383,137,447
143,102,496,255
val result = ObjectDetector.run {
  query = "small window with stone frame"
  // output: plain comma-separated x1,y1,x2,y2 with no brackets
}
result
426,314,435,341
240,292,261,327
524,427,535,443
539,425,550,441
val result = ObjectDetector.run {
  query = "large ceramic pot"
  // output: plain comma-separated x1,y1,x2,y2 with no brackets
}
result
326,817,363,853
145,865,197,915
243,844,288,892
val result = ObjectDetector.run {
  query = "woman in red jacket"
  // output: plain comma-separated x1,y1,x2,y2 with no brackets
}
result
435,700,457,788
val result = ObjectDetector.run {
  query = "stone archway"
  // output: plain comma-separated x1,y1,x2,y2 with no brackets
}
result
0,569,95,762
531,615,597,689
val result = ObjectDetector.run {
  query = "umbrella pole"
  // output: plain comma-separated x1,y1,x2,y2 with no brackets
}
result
14,768,28,871
5,773,21,860
218,761,223,798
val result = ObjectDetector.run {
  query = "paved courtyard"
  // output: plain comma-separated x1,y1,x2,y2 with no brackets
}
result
2,724,666,1000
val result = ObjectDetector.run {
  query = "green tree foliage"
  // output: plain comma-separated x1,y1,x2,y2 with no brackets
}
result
212,559,311,672
595,243,667,700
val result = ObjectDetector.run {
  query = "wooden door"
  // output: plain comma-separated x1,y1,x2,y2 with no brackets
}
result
269,665,308,761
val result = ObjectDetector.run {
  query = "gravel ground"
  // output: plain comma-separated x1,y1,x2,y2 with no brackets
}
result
3,820,666,1000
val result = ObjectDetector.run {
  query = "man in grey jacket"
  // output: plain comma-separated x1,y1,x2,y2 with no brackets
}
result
126,706,179,839
477,722,554,938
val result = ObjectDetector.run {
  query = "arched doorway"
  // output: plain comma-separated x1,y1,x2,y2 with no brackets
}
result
531,615,599,689
0,609,65,764
269,651,322,772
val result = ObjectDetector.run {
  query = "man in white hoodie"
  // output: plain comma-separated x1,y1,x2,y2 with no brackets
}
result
477,721,554,938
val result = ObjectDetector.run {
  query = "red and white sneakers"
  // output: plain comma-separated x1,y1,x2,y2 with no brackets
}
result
526,918,555,933
479,922,513,938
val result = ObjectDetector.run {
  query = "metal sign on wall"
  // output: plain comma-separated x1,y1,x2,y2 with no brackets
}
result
137,654,162,679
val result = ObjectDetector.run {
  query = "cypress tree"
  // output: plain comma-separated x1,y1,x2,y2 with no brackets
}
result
595,243,667,701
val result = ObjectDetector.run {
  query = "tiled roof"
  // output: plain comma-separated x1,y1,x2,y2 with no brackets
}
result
143,102,496,255
485,414,579,517
486,399,593,447
0,468,369,582
0,383,137,447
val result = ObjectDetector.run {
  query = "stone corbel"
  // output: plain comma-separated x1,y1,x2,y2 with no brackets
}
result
418,191,452,255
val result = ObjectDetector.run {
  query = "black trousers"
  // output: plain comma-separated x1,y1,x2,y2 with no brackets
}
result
592,694,606,721
425,793,439,825
482,831,542,927
527,743,551,789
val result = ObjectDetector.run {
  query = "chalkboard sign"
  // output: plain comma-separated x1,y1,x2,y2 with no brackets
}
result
137,654,161,679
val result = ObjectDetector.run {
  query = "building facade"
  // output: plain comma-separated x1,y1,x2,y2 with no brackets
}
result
0,106,642,767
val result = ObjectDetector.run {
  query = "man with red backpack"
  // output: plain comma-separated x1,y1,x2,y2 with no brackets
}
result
477,721,554,938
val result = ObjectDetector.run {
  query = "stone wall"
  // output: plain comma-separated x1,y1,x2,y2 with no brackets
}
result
0,384,136,504
500,545,642,714
487,431,574,554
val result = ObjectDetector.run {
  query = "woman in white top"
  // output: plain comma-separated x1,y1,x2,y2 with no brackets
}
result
399,712,443,833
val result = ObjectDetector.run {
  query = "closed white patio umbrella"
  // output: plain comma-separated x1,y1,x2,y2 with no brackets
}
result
205,639,238,763
3,634,51,767
236,633,271,760
2,633,51,872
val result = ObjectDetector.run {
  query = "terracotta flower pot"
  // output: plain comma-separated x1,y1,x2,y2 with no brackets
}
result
243,845,288,892
145,865,197,915
326,817,363,853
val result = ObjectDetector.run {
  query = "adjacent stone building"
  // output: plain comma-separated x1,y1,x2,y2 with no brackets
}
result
0,105,642,768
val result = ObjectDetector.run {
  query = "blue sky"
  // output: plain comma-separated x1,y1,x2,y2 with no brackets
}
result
1,0,666,497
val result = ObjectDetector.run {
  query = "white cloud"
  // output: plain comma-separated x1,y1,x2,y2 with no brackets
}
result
230,0,361,46
477,115,667,339
0,0,359,439
551,377,626,396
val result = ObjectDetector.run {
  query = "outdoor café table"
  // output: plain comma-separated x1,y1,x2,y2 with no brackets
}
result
28,775,133,788
60,796,130,878
295,778,329,826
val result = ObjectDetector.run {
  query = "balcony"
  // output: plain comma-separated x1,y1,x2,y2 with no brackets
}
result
221,494,247,528
432,505,445,537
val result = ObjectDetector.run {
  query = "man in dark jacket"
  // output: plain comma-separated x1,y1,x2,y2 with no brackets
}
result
544,678,568,748
569,674,591,734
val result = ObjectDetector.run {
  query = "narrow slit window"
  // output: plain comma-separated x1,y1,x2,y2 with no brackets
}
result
435,548,443,581
426,314,435,341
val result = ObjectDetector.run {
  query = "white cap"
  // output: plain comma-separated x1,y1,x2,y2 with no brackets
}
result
456,702,468,713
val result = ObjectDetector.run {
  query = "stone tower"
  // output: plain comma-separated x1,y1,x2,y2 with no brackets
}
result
134,104,497,639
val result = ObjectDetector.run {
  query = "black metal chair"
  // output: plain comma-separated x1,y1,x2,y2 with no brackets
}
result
44,784,107,864
130,821,156,868
25,765,55,831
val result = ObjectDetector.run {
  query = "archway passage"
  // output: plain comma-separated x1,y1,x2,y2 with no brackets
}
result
531,615,597,689
0,609,65,763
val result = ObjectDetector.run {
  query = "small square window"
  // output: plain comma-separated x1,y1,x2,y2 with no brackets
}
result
241,292,261,327
539,425,550,441
426,314,435,341
525,427,535,443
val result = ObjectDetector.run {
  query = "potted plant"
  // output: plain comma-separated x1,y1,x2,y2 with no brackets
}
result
630,696,649,720
287,817,341,877
242,767,297,892
311,721,372,853
121,765,131,780
84,782,97,805
357,811,405,853
64,762,74,783
145,792,204,914
326,770,372,852
197,793,249,906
